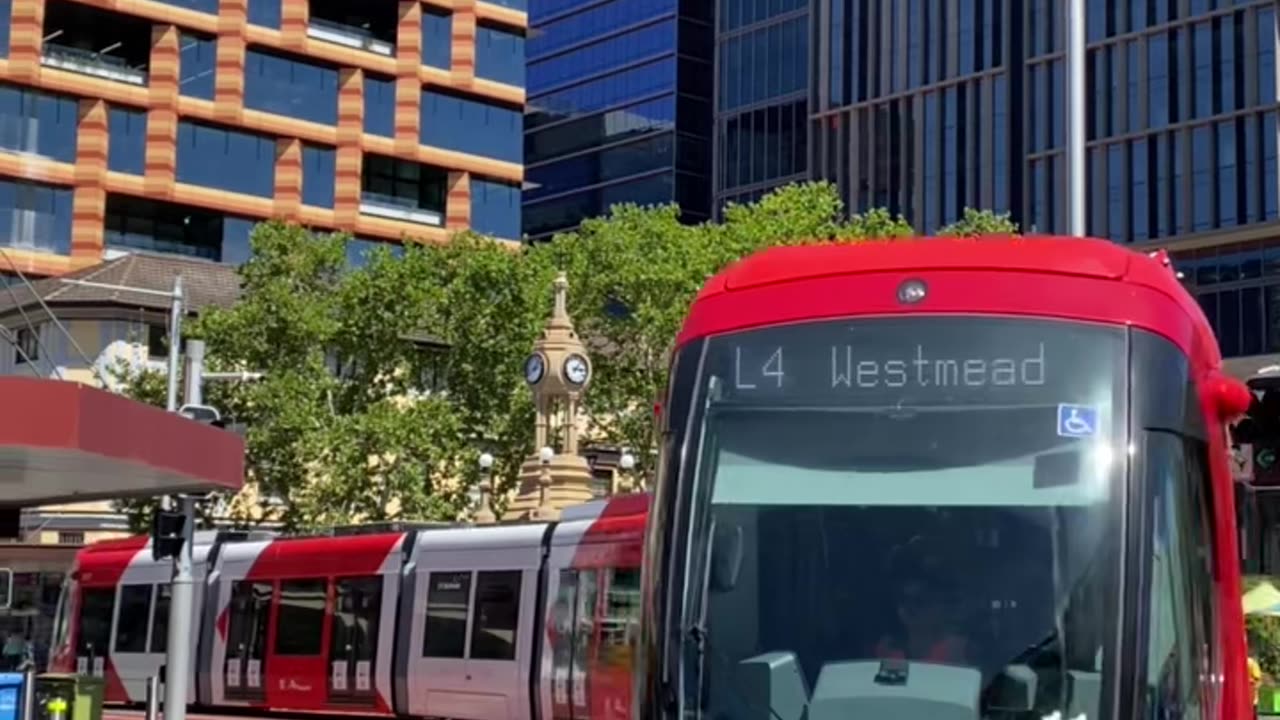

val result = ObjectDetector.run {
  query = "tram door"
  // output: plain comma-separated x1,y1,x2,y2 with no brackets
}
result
76,589,114,678
328,576,381,705
225,581,271,701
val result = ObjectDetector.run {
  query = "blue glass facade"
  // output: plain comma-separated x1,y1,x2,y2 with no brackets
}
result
714,0,808,209
421,90,522,164
523,0,713,241
179,33,217,101
244,48,340,125
0,178,73,254
0,83,78,163
175,120,277,198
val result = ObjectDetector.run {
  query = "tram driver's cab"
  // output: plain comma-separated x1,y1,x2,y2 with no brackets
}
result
1232,366,1280,576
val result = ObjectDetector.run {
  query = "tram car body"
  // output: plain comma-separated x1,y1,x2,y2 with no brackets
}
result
49,493,647,720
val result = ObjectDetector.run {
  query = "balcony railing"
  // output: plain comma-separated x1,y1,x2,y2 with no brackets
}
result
359,192,444,227
40,43,147,85
307,18,394,57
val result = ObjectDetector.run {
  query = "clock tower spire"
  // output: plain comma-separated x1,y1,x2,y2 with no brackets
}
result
501,272,597,521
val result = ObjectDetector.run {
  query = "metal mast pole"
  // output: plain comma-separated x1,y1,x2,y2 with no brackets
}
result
1064,0,1087,236
164,276,184,413
163,339,202,720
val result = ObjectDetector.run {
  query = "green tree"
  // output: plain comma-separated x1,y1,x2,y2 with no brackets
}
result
532,181,914,483
936,207,1021,237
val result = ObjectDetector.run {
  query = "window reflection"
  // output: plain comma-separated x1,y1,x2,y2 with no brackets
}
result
422,8,452,69
244,48,339,126
471,177,520,239
0,83,78,162
0,179,72,255
107,107,146,175
525,96,674,164
527,58,675,130
175,120,276,198
422,90,521,163
179,33,216,101
363,75,395,137
476,24,524,87
527,20,673,96
524,172,673,238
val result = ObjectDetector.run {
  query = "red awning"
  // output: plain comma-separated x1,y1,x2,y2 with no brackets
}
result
0,377,244,506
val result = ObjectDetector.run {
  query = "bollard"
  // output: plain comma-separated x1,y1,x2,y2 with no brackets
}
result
145,675,161,720
19,668,34,720
46,695,66,720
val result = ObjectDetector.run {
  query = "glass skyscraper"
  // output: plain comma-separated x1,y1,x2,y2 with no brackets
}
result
522,0,714,241
713,0,1280,365
714,0,810,209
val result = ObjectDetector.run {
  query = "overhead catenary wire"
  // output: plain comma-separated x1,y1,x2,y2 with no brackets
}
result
0,248,116,388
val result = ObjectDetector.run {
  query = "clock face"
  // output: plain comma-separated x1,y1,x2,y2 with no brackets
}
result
564,354,589,385
525,353,545,384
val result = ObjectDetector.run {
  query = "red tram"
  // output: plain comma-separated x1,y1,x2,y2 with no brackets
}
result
48,494,647,720
636,237,1255,720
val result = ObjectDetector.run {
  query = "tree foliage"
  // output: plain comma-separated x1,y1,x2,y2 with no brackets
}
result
936,207,1021,237
113,181,1013,529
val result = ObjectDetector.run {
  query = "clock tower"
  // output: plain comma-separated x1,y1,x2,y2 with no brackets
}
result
501,272,597,521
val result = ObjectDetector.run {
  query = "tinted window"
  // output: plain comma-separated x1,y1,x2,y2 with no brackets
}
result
274,579,326,655
107,107,147,175
331,576,381,664
0,179,73,254
363,75,395,137
150,584,171,653
470,571,521,661
302,144,336,208
423,572,471,658
475,25,524,88
76,589,114,656
244,49,339,125
469,178,520,240
247,0,282,28
0,83,78,162
179,33,216,100
1144,432,1206,717
175,121,275,198
422,8,451,69
420,91,521,163
113,585,152,653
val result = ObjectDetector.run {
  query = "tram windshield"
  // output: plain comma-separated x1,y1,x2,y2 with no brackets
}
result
678,317,1127,720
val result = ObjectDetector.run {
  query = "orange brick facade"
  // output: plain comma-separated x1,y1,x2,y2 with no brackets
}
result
0,0,526,277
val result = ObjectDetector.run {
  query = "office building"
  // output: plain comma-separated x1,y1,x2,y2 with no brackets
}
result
715,0,1280,367
0,0,527,278
522,0,713,242
714,0,809,209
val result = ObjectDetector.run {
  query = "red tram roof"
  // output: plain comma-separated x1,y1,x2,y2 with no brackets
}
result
0,377,244,506
245,532,406,580
677,236,1222,375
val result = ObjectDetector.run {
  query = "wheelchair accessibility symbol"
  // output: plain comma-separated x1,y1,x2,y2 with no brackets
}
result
1057,404,1099,438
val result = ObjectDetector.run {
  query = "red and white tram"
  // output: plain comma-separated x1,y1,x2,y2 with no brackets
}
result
48,493,647,720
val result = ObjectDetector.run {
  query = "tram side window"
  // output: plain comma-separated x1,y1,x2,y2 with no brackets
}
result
1145,431,1207,719
113,585,153,653
76,589,114,657
600,569,640,668
471,571,522,661
550,570,579,719
423,571,472,658
150,584,171,653
275,579,326,656
1184,438,1220,698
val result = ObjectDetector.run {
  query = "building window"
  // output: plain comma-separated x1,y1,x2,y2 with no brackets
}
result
107,107,146,175
13,326,38,364
248,0,282,29
422,8,451,69
0,178,73,254
363,74,395,137
179,33,216,101
527,20,672,97
475,24,524,88
360,154,447,226
470,177,520,240
105,193,226,261
528,58,674,132
147,324,168,359
243,48,339,126
301,144,336,208
56,531,83,545
0,0,10,57
176,120,276,198
420,90,520,163
0,83,79,162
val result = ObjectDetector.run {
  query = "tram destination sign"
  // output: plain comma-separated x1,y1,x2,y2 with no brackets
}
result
707,317,1121,408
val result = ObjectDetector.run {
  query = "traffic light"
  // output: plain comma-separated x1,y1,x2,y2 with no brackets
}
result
151,508,186,561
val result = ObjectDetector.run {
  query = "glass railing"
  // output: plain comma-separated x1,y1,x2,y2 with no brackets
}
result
307,18,394,56
359,192,444,227
40,43,147,85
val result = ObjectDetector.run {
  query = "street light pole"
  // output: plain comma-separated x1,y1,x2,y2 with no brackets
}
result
166,276,184,413
163,338,202,720
1064,0,1087,236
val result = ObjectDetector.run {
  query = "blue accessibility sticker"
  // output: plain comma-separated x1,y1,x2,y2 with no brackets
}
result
1057,404,1099,438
